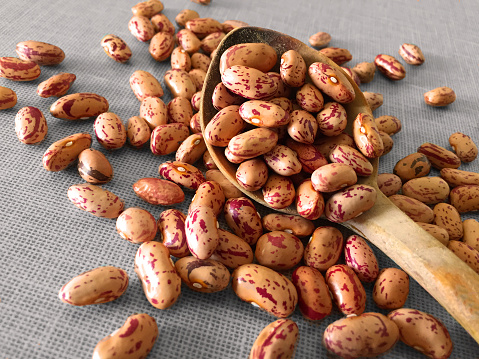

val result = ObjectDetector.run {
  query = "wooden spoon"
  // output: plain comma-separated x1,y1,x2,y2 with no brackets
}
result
200,26,479,343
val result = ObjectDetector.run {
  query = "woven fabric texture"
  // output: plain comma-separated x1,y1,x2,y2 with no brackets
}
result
1,0,479,358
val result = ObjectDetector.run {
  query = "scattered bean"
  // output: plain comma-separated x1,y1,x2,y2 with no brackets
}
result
15,106,48,144
424,86,456,107
67,183,124,218
304,226,343,271
175,256,230,292
77,148,113,184
249,319,299,359
116,207,157,243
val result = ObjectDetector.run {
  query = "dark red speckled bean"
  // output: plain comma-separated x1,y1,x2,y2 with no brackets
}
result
157,209,190,258
417,142,461,169
14,106,48,144
210,228,254,269
150,123,189,156
373,268,410,309
128,15,155,42
223,197,263,245
344,235,379,282
204,105,244,146
16,40,64,65
221,65,278,100
326,264,366,315
185,205,219,260
175,256,230,293
325,184,377,223
308,62,355,103
130,70,164,101
149,32,175,62
42,133,91,172
94,112,127,150
0,56,41,81
133,178,185,205
219,43,277,75
0,86,17,109
67,183,124,218
255,231,304,271
37,72,76,98
374,54,406,80
249,319,299,358
100,34,132,63
50,93,109,120
158,161,206,190
304,226,343,271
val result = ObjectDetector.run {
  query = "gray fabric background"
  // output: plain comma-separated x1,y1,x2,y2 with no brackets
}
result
1,0,479,358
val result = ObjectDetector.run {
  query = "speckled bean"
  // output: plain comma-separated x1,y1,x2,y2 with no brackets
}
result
100,34,132,63
250,319,299,359
127,116,151,148
189,180,225,216
261,214,313,237
311,163,357,192
433,203,463,240
0,56,40,81
151,13,175,34
130,70,164,101
14,106,48,144
175,9,199,27
309,62,355,103
375,115,401,135
286,139,328,173
175,256,230,292
389,194,435,223
325,184,377,223
239,100,289,128
139,96,168,129
59,266,128,306
77,148,113,184
158,161,206,190
16,40,64,65
185,17,222,39
344,235,379,282
167,96,193,125
188,68,207,91
149,32,175,62
228,128,279,158
329,144,373,176
263,144,302,176
324,313,400,359
42,133,91,172
316,102,347,137
393,152,431,182
352,62,376,84
463,219,479,251
131,0,163,18
309,32,331,48
363,91,383,111
0,86,17,109
304,226,343,271
231,264,298,318
353,112,384,158
279,49,306,87
417,142,461,169
263,174,296,209
222,65,278,100
387,308,453,359
204,105,244,146
133,177,185,206
424,87,456,107
219,43,277,75
128,15,155,42
135,242,181,309
150,123,189,156
176,29,201,54
295,179,325,221
295,83,324,113
191,91,202,111
94,112,127,150
50,93,109,120
449,185,479,213
374,54,406,80
201,32,225,54
223,197,263,245
234,158,268,191
326,264,366,315
287,110,318,144
209,228,254,269
116,207,157,243
377,173,402,196
373,268,409,309
449,132,478,163
36,72,76,98
416,222,450,246
402,176,450,204
212,82,244,110
399,43,425,65
67,183,124,218
157,209,190,258
205,169,242,199
255,231,304,271
185,205,219,259
164,69,196,99
175,133,206,164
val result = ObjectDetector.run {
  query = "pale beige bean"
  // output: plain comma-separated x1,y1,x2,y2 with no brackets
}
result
309,62,355,103
417,142,461,169
149,32,175,62
127,116,151,148
167,96,193,126
201,32,226,54
373,268,409,309
0,86,17,109
450,185,479,213
262,174,296,209
304,226,343,271
205,170,243,199
151,13,174,34
139,96,167,129
43,133,91,172
449,132,478,162
14,106,47,144
319,47,352,66
280,49,306,87
389,194,435,223
158,161,206,190
374,54,406,80
463,218,479,251
93,313,158,359
219,43,277,75
352,62,375,83
0,57,40,81
399,43,425,65
210,229,254,269
388,309,453,359
344,235,379,282
311,163,357,192
416,222,449,245
94,112,127,150
329,144,373,176
157,209,190,258
100,34,132,63
263,144,302,176
204,105,244,146
185,205,219,259
363,91,383,111
433,203,463,240
231,264,298,318
77,149,113,184
190,180,225,216
239,100,290,128
222,65,278,100
128,15,155,42
393,152,431,182
150,123,189,156
175,257,230,293
116,207,157,243
133,177,184,206
135,242,181,309
130,70,164,101
223,197,263,245
59,266,128,306
309,31,331,48
131,0,163,18
228,128,278,158
324,313,400,358
235,158,269,191
250,319,299,358
424,86,456,107
286,139,328,173
175,9,199,27
164,69,196,99
447,240,479,274
353,112,384,158
295,83,325,113
50,93,109,120
67,183,124,218
375,115,401,135
325,184,377,223
402,176,450,205
326,264,366,315
16,40,65,65
176,29,201,54
316,102,347,137
296,179,325,220
377,173,402,196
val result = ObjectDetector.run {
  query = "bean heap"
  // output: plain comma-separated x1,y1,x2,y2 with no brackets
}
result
2,0,478,358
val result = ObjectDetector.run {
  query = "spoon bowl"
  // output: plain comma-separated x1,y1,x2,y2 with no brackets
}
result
200,26,479,343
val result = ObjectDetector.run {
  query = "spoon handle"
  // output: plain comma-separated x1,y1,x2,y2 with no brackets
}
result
344,191,479,343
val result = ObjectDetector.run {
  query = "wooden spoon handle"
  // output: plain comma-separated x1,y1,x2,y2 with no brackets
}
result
344,191,479,343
